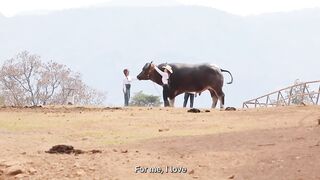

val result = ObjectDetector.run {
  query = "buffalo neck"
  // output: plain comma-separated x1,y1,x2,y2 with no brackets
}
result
149,69,163,86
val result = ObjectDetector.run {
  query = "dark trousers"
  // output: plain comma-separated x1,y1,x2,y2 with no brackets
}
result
162,84,170,107
124,84,131,106
183,93,194,108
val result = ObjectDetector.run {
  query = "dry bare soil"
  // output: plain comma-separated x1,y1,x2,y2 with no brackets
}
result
0,105,320,180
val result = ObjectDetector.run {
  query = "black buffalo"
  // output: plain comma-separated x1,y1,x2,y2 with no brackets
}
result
137,62,233,109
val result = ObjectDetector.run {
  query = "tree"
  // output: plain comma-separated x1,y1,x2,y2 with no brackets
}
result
130,91,161,107
0,51,106,106
0,51,41,105
38,60,71,105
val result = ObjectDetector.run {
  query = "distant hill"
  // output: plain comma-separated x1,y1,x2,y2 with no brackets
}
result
105,0,181,6
1,6,320,107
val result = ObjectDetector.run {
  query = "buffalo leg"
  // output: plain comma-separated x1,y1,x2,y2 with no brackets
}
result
215,88,225,110
209,90,218,108
169,98,175,107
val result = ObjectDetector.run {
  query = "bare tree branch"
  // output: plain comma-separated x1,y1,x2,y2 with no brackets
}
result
0,51,106,106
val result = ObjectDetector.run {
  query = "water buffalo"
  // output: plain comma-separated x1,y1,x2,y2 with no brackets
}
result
137,62,233,109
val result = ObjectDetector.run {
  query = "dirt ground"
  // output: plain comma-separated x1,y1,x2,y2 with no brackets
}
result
0,105,320,180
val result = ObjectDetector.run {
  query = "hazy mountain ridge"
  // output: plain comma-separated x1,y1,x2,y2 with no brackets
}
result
1,6,319,107
104,0,182,6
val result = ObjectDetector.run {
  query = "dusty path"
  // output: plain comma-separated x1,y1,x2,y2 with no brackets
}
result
0,105,320,179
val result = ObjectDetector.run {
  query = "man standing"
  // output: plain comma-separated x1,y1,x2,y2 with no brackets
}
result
123,69,135,106
152,63,173,107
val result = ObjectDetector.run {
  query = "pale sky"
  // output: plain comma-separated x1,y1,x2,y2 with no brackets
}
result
1,0,320,17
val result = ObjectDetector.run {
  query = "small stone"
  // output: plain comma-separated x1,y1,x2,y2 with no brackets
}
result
90,150,102,154
73,163,80,168
225,107,236,111
6,166,23,176
121,150,128,153
76,169,86,176
188,169,194,174
74,149,84,155
158,128,170,132
28,167,37,175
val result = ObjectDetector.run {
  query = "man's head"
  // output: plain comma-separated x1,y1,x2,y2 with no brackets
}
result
123,69,129,76
163,65,173,74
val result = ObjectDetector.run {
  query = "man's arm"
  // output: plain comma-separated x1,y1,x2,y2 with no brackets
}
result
154,65,166,77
